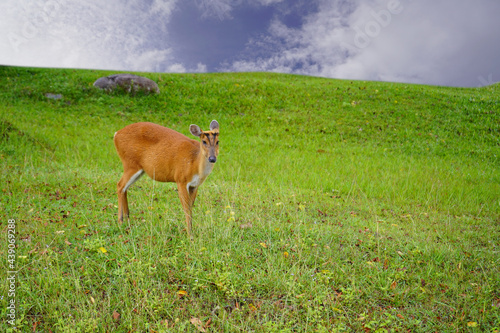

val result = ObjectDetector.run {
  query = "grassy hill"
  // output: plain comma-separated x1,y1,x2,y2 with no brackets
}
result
1,66,499,331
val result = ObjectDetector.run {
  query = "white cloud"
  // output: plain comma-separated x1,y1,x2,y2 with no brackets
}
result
150,0,177,16
194,0,284,21
195,0,237,20
194,63,208,73
167,63,188,73
126,50,174,73
0,0,178,72
255,0,284,5
227,0,500,86
166,62,208,73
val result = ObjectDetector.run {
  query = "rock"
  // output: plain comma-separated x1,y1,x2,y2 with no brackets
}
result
93,74,160,94
45,93,63,100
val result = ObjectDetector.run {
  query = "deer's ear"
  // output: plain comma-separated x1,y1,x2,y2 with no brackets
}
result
210,120,219,131
190,124,202,137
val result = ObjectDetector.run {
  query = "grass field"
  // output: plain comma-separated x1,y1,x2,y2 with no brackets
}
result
0,66,499,332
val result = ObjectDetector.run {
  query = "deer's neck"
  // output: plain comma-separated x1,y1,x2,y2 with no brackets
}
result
197,153,214,179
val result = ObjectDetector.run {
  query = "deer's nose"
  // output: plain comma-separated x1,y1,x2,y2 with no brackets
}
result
208,156,217,163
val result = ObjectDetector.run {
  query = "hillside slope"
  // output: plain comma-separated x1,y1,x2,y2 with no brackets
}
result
0,66,499,331
1,66,498,214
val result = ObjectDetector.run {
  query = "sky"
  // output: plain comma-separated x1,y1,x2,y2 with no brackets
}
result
1,0,499,87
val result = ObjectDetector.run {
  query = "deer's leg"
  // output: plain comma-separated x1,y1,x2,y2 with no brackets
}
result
118,190,128,223
117,169,144,223
177,183,198,237
189,187,199,208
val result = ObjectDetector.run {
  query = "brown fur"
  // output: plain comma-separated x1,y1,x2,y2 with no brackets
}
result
114,120,219,237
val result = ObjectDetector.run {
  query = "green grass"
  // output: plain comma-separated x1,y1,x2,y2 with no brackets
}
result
0,66,499,332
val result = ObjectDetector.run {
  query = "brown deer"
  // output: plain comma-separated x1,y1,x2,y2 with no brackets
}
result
113,120,219,237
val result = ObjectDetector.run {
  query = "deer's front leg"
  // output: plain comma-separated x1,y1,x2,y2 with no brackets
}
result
177,183,198,237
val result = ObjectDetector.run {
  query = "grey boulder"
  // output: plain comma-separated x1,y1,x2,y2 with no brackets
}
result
93,74,160,94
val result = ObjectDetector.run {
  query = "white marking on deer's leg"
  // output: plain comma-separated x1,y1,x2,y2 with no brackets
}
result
187,175,200,192
122,170,144,193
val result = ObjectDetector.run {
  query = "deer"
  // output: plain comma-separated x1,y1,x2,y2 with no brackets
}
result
113,120,219,237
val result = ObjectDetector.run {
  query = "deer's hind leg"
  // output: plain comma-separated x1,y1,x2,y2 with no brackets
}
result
117,168,144,222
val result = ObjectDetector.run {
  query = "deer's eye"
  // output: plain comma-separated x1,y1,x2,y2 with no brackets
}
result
216,141,219,146
202,141,208,146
